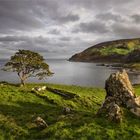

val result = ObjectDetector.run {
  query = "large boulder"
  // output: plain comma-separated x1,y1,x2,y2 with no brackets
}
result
105,69,136,106
97,69,140,122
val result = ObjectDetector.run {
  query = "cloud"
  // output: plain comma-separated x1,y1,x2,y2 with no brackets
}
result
60,37,71,41
73,21,109,34
0,0,140,59
0,0,46,33
0,36,28,42
96,12,122,22
131,14,140,23
112,23,140,38
48,29,61,35
53,13,80,23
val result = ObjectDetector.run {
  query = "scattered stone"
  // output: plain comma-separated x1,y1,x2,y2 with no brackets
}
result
62,107,71,114
41,86,47,90
32,86,46,92
34,116,48,128
97,69,140,123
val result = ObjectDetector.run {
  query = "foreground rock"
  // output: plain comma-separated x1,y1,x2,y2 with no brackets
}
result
97,69,140,122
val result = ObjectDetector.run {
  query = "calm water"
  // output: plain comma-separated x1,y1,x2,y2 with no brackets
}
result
0,59,140,87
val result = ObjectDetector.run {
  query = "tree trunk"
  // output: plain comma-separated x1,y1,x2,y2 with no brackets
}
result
18,72,27,86
20,79,25,86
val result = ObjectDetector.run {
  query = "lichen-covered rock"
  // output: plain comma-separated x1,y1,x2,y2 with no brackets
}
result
130,107,140,117
32,86,47,92
105,69,136,105
134,96,140,107
62,107,71,114
34,116,48,128
97,69,140,123
126,96,140,109
97,97,123,122
107,103,123,123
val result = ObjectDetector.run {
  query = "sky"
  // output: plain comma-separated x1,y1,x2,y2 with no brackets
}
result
0,0,140,59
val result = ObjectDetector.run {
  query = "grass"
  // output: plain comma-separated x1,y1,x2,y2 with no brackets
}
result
90,41,140,57
124,63,140,71
0,83,140,140
100,47,130,56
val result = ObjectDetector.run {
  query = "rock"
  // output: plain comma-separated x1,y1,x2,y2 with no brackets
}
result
41,86,47,90
126,99,136,108
32,86,46,92
107,103,123,123
97,97,123,122
134,96,140,107
105,69,136,106
62,107,71,114
97,69,140,122
126,97,140,108
34,116,48,128
130,107,140,117
105,69,136,108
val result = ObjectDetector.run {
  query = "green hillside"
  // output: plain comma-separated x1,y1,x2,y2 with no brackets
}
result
0,83,140,140
69,38,140,63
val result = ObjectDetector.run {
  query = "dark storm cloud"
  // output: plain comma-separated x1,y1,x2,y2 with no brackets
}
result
0,0,46,33
0,0,140,59
0,35,78,57
0,0,80,33
131,14,140,23
48,29,61,35
55,13,80,23
0,36,29,42
74,21,109,34
60,37,71,41
111,23,140,38
96,12,122,22
67,0,132,11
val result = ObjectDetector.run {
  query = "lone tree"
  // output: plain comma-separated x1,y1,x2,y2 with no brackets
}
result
3,50,53,86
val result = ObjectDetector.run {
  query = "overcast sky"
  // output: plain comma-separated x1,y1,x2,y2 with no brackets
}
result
0,0,140,59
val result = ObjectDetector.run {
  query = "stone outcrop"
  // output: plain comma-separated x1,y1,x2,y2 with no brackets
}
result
97,69,140,122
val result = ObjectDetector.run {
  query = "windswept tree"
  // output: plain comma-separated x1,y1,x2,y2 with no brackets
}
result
3,50,53,86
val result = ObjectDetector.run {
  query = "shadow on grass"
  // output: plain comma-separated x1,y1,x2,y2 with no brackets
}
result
0,101,62,126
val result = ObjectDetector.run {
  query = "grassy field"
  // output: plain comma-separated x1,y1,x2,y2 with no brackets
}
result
0,82,140,140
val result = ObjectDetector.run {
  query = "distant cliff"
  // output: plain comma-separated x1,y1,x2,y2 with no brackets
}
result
69,38,140,63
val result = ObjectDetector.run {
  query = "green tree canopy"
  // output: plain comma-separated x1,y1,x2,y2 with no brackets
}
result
3,50,53,86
